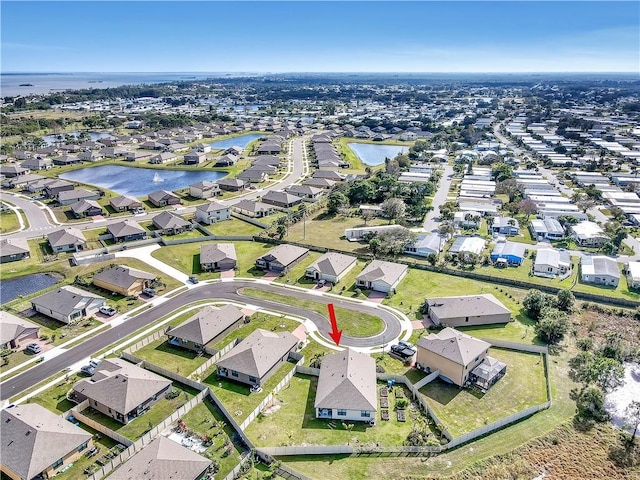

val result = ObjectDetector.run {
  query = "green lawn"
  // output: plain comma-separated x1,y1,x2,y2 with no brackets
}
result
240,288,385,338
274,251,323,286
212,313,300,351
245,374,436,447
472,256,577,290
283,212,387,253
54,422,119,480
29,373,84,414
161,228,207,241
133,339,211,376
150,240,273,279
370,353,427,384
81,382,199,440
419,348,548,437
202,360,297,424
179,400,247,478
203,218,264,237
0,210,21,233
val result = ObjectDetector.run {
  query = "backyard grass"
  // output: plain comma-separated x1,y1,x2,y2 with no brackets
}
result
0,210,21,233
419,348,548,437
240,288,386,338
284,212,387,253
245,374,434,447
274,251,323,286
472,256,577,290
370,353,427,384
202,360,297,424
179,400,246,478
203,218,264,237
29,373,84,414
81,381,199,440
150,240,272,279
212,313,300,351
133,338,212,376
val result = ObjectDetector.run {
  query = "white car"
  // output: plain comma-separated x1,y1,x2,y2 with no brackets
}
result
99,306,117,316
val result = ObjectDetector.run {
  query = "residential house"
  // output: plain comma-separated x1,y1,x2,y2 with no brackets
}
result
70,199,102,218
233,199,276,218
423,294,512,327
107,436,212,480
189,181,221,199
31,286,104,324
167,304,244,352
47,227,87,252
285,184,323,202
448,236,487,260
43,179,74,198
71,358,172,424
255,244,309,273
305,252,357,284
355,260,408,293
491,217,520,236
194,201,230,225
453,211,481,229
216,178,247,192
147,190,181,207
125,151,153,162
150,152,177,164
571,221,609,247
581,256,620,287
404,233,441,257
93,266,157,296
200,243,237,271
530,218,565,241
490,240,526,266
108,219,146,243
261,191,302,209
78,150,104,162
0,311,39,349
183,151,206,165
194,143,212,154
52,155,81,166
57,189,100,206
216,328,299,386
215,154,238,166
152,211,192,235
315,349,377,422
109,195,143,212
416,328,492,387
0,238,30,263
224,146,242,156
302,177,337,189
344,225,402,241
0,404,93,480
238,168,268,183
533,248,572,277
20,157,52,170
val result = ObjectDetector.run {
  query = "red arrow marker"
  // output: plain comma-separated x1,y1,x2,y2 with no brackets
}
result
327,303,342,346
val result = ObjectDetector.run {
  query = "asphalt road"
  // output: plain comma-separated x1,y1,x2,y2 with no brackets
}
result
423,164,454,233
0,280,402,401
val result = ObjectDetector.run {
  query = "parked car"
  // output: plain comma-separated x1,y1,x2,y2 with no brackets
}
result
99,306,117,316
188,276,199,284
398,340,416,351
142,287,156,297
80,359,100,376
25,343,42,354
317,279,327,287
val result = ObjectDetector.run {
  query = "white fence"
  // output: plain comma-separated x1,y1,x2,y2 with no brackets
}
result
481,338,549,354
295,365,320,376
190,339,238,380
259,445,354,456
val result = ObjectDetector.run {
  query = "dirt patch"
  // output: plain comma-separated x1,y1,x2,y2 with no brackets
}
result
261,398,282,416
573,309,640,359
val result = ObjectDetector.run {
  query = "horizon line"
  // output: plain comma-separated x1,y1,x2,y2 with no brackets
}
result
2,71,639,75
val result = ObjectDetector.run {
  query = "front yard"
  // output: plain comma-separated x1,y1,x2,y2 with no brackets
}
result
245,374,437,447
211,312,300,351
419,348,548,437
133,338,212,376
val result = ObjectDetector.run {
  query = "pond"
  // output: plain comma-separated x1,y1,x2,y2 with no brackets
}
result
1,273,60,305
606,362,640,436
60,165,226,197
347,143,408,166
43,131,111,146
210,133,263,150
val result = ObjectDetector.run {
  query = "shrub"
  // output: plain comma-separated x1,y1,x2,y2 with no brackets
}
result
396,398,409,410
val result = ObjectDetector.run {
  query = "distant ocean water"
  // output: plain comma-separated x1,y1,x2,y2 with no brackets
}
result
0,72,253,97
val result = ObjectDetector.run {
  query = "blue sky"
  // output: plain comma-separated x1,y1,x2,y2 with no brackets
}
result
2,1,638,72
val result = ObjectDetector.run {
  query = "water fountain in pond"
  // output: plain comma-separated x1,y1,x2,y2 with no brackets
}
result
152,172,164,183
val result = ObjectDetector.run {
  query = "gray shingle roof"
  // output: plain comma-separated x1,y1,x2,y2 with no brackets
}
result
108,436,211,480
306,252,357,277
417,328,490,366
168,304,244,345
426,294,511,320
148,190,179,203
195,201,229,213
93,266,156,290
31,286,104,318
47,227,86,247
152,211,190,230
0,311,39,347
200,243,237,265
259,245,309,268
356,260,407,286
58,189,97,202
108,219,146,238
314,349,377,412
216,328,298,378
233,199,273,214
1,404,92,480
0,238,29,256
72,358,172,415
110,195,141,209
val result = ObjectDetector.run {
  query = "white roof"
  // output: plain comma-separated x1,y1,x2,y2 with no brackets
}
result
535,248,571,268
571,221,605,239
581,256,620,278
627,261,640,281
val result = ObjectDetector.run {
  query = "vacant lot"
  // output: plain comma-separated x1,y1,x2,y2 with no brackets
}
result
211,313,300,351
203,218,263,237
419,348,548,437
245,374,433,447
0,210,21,233
133,338,211,376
